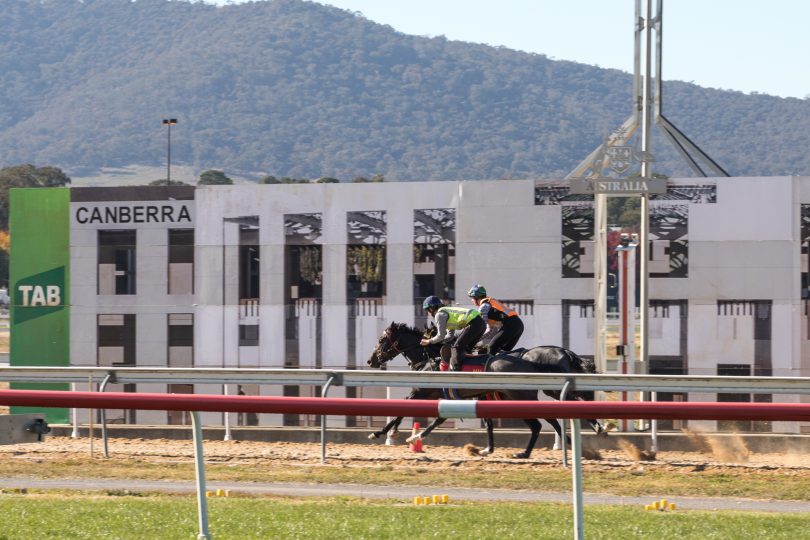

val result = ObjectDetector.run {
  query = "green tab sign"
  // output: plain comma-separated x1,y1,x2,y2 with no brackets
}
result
9,188,70,423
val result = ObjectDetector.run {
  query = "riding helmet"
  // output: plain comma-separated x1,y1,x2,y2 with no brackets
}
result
422,295,443,311
467,284,487,298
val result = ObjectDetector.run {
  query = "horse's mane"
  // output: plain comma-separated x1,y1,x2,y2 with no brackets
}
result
389,322,424,337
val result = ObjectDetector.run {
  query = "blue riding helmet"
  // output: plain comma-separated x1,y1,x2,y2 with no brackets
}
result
422,295,444,312
467,284,487,298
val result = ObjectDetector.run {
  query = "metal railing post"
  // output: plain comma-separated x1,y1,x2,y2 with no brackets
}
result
223,384,232,441
320,374,340,464
71,381,79,438
99,371,116,458
651,391,658,452
570,415,585,540
191,411,211,540
559,378,574,468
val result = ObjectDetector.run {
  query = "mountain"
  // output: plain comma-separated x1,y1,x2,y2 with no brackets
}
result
0,0,808,181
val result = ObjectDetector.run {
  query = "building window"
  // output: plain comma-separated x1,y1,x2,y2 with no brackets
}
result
168,384,193,425
239,324,259,346
239,225,260,301
97,314,136,366
168,313,193,367
346,210,387,301
168,229,194,294
98,230,136,295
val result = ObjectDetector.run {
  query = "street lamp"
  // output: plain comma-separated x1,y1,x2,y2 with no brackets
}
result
162,118,177,185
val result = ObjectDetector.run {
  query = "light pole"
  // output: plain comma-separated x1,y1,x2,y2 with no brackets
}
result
162,118,177,185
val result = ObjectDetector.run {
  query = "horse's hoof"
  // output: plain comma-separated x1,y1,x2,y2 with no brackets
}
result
368,433,380,440
479,447,493,457
405,434,420,444
511,452,531,459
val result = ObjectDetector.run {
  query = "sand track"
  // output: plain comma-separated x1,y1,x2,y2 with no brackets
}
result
3,433,810,477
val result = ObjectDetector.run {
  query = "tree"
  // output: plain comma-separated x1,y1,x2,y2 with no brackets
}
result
315,177,339,183
258,175,279,184
279,177,309,184
352,176,369,183
607,197,641,229
0,164,71,230
148,179,191,186
0,230,8,288
198,170,233,185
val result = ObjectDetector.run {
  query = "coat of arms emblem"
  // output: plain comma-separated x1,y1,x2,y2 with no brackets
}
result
606,145,633,174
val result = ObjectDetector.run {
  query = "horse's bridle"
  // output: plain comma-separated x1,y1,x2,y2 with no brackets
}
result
375,328,424,367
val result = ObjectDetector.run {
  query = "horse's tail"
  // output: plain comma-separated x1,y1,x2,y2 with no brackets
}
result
565,349,598,374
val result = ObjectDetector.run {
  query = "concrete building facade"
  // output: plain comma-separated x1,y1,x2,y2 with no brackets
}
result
10,177,810,432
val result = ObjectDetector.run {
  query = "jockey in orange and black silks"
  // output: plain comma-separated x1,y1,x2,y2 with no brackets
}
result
466,284,525,354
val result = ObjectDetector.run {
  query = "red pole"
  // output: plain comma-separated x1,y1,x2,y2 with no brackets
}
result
620,248,629,431
0,389,439,418
3,389,810,422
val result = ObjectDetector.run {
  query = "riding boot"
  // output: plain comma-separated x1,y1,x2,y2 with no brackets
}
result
440,345,451,364
449,347,462,371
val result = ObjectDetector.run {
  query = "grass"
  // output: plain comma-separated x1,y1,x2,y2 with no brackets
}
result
1,457,809,502
0,493,807,540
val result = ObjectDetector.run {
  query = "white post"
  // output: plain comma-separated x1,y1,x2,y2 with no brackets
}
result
570,418,584,540
385,386,394,446
223,384,232,441
191,411,211,540
594,194,608,372
71,382,79,438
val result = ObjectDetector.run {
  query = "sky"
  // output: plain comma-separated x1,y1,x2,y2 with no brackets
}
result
208,0,810,100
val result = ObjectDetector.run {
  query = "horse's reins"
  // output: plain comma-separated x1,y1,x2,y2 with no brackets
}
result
379,331,429,367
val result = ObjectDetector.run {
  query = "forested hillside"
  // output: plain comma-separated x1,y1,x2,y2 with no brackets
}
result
0,0,808,181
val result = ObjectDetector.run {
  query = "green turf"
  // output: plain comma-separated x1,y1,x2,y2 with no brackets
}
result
0,493,807,540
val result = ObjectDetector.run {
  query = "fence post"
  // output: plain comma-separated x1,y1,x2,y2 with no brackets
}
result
99,371,116,458
223,384,232,441
71,381,80,438
570,416,584,540
191,411,211,540
651,391,658,452
320,373,341,464
560,378,574,468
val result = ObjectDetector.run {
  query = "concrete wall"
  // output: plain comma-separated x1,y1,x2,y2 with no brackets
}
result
65,177,810,432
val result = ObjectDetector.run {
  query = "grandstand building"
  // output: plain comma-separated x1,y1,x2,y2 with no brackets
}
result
9,176,810,432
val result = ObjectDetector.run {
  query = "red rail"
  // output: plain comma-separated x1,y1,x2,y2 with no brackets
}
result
3,389,810,421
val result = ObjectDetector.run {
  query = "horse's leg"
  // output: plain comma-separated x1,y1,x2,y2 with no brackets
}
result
584,417,608,436
545,418,572,449
369,388,425,440
570,392,607,437
512,418,541,459
368,416,404,440
407,417,446,443
478,418,495,456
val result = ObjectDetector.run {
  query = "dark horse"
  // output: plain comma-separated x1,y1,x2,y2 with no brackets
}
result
367,322,605,459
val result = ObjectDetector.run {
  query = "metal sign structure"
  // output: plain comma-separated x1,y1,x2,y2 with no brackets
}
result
565,0,729,371
570,177,667,195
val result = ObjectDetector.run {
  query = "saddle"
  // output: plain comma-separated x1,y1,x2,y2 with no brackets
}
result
438,345,490,372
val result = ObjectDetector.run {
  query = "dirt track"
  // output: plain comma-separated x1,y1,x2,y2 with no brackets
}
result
4,431,810,477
